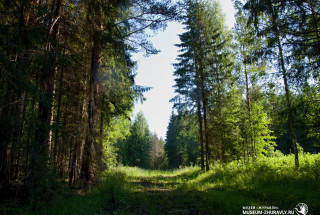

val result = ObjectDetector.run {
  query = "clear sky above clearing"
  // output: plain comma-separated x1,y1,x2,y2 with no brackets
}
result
132,0,235,139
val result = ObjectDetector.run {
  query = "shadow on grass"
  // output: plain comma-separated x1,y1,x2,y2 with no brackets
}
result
15,156,320,215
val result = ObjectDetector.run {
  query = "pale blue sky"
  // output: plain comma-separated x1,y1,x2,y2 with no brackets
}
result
132,0,236,139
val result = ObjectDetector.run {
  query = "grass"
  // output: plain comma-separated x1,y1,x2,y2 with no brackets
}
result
4,154,319,214
1,172,127,215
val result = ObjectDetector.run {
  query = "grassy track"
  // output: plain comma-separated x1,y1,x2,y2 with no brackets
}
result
10,154,320,215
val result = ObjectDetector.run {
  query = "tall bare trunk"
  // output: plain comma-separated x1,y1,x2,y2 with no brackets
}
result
199,67,209,171
81,3,103,185
278,40,299,168
194,52,205,171
69,81,87,186
270,5,299,168
202,89,209,171
30,0,63,195
197,100,205,171
243,54,255,160
36,0,62,159
54,54,65,164
0,90,13,186
15,92,28,179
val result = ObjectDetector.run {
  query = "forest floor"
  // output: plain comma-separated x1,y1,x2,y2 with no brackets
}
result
98,157,320,215
5,154,320,215
97,168,256,214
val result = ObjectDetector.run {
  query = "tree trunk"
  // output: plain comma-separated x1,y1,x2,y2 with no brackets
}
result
0,91,13,186
194,51,205,171
200,69,209,171
30,0,63,195
96,98,105,169
69,82,87,186
36,0,62,159
243,55,255,160
278,40,299,168
15,92,28,180
54,55,65,164
197,100,205,171
270,5,299,168
81,2,103,185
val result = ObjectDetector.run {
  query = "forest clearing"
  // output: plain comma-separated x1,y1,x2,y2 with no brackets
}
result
1,0,320,214
5,154,316,214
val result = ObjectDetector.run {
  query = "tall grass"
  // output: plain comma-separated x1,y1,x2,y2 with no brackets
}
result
16,172,127,215
177,154,320,213
7,154,319,215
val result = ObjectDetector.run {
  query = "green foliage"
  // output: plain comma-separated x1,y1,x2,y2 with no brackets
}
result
267,90,320,154
102,114,132,168
1,0,320,210
251,102,276,156
19,155,320,214
20,172,127,215
172,0,235,168
302,86,320,145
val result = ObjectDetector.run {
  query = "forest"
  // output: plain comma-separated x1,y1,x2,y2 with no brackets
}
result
0,0,319,214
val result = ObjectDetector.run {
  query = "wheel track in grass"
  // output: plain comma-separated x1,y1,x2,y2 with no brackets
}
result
97,172,263,215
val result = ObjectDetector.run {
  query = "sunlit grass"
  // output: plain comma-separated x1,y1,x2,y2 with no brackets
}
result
173,154,320,213
17,154,320,215
115,165,201,178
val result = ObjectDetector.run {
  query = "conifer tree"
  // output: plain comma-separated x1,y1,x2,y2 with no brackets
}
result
172,0,233,168
0,0,178,196
124,112,151,168
244,0,300,167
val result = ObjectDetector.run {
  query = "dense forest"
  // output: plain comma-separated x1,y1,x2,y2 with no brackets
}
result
0,0,177,197
167,0,320,170
0,0,319,213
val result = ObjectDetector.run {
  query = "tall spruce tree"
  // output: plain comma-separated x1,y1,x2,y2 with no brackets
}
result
244,0,300,167
172,0,233,169
165,111,199,168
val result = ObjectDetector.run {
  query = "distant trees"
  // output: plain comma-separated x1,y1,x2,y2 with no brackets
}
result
116,112,167,169
149,134,167,170
122,112,151,168
165,111,199,169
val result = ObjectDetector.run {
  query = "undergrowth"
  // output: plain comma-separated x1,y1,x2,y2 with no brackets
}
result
3,154,318,214
177,154,320,213
2,172,127,215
